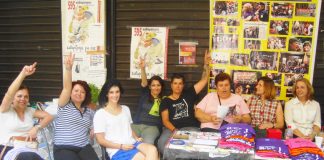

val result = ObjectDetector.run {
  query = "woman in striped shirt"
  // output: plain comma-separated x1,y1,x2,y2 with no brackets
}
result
53,54,99,160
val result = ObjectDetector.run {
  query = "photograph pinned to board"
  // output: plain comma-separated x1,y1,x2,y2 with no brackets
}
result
295,3,316,17
232,70,262,95
211,51,229,64
179,41,198,65
265,72,282,86
130,27,169,79
292,21,314,36
249,51,278,71
279,52,309,74
213,1,238,16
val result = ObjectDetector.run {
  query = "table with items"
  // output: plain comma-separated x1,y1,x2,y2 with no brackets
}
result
163,131,254,160
162,123,324,160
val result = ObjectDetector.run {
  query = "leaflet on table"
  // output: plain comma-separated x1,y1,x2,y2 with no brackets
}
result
173,131,221,140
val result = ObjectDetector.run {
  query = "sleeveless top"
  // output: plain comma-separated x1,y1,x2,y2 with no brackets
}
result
249,95,278,127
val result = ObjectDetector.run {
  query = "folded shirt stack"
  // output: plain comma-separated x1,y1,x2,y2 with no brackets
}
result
285,138,324,160
218,123,255,151
255,138,289,158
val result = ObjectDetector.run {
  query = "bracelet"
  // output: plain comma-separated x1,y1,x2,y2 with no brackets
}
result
35,124,42,130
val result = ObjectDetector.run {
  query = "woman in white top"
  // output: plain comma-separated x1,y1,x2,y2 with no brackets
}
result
0,62,53,160
94,80,158,160
285,78,321,140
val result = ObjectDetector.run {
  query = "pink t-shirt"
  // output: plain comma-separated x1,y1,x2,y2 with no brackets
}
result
284,138,317,149
196,92,250,129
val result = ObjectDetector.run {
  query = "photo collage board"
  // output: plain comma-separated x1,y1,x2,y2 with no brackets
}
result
209,0,321,101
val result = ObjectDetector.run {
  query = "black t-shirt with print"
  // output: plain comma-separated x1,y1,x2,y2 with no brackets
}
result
160,86,200,129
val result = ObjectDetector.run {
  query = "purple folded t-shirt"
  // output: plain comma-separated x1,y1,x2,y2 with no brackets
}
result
255,138,289,156
220,123,256,138
291,153,324,160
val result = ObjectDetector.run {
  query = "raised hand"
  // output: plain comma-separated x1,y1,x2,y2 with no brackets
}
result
204,50,211,66
64,53,75,70
21,62,37,77
139,58,146,70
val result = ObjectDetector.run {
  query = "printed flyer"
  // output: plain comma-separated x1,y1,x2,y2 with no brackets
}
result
179,41,198,65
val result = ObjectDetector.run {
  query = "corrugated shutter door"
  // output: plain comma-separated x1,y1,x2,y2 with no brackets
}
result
0,0,61,102
115,0,209,113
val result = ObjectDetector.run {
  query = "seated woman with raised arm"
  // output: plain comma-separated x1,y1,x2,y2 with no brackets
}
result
132,59,164,144
248,76,284,138
157,50,211,154
285,78,321,140
0,62,53,160
53,54,99,160
94,80,158,160
195,72,251,132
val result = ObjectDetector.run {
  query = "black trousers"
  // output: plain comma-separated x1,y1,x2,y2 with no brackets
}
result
54,144,99,160
0,145,43,160
0,145,13,160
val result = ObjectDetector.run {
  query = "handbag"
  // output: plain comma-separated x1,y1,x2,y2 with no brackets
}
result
0,137,39,160
12,138,38,149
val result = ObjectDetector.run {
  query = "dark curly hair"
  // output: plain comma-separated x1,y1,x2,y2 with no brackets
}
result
72,80,91,108
99,80,124,107
215,72,232,86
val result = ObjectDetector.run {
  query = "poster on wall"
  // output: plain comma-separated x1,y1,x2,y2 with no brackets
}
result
179,41,198,65
61,0,106,88
209,0,321,101
130,27,169,79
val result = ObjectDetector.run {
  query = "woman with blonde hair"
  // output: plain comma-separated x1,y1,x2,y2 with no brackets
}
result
248,76,284,138
285,78,320,140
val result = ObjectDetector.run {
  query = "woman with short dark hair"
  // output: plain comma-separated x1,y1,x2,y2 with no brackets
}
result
157,51,211,154
195,72,251,132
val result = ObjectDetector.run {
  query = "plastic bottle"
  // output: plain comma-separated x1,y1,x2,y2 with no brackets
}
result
285,125,293,140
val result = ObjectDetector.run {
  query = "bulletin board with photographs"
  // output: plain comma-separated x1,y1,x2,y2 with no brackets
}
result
209,0,321,101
